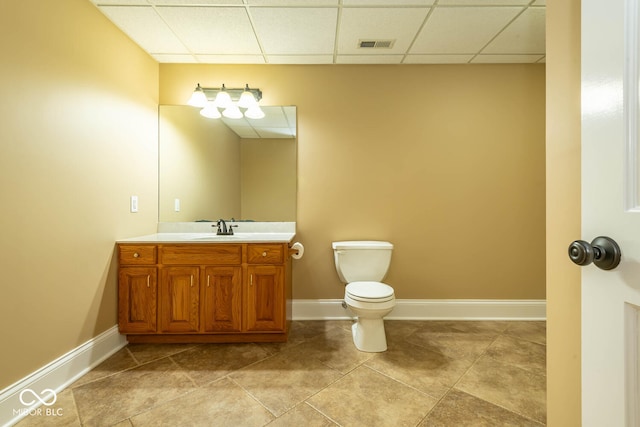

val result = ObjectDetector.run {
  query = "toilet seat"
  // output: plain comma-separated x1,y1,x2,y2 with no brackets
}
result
346,281,395,303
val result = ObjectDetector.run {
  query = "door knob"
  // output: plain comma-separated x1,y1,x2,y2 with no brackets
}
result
568,236,621,270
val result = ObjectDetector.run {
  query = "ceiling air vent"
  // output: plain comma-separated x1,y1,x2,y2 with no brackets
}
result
358,39,395,49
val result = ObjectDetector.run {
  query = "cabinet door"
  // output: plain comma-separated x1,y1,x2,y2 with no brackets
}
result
202,266,242,332
160,266,200,333
118,267,157,333
246,265,285,332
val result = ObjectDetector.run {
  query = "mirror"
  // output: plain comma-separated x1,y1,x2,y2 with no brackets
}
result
158,105,297,222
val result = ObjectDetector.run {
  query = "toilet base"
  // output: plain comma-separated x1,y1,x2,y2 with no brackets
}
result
351,317,388,352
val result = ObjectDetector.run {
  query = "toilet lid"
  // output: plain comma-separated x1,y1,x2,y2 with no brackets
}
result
346,281,394,302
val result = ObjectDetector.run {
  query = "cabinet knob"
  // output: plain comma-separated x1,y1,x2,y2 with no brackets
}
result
133,252,140,258
262,252,267,257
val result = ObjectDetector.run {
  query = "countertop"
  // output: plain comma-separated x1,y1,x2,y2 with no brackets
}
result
117,232,296,244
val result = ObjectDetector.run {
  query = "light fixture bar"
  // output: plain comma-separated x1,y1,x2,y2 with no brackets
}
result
187,83,264,120
199,85,262,103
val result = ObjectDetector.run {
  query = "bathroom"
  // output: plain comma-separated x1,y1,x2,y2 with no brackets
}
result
0,1,583,425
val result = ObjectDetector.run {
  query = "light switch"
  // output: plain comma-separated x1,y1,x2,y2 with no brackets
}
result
174,198,180,212
130,196,138,213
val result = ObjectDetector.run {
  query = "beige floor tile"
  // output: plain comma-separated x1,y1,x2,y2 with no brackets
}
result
504,321,547,345
129,377,274,427
291,325,375,374
229,349,343,417
170,342,271,385
307,365,437,427
126,343,196,364
72,357,197,426
267,403,338,426
71,347,139,388
365,339,474,399
484,335,546,376
404,328,499,361
455,355,547,424
420,389,544,426
414,321,510,335
14,320,547,427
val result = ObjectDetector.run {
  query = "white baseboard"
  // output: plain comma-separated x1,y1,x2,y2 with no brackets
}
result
0,326,126,427
292,299,546,321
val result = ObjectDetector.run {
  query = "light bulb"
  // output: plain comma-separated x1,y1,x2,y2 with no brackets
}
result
187,84,207,108
214,85,232,108
238,85,257,109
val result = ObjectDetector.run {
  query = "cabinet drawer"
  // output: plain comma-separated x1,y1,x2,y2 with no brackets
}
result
160,244,242,265
119,245,157,265
248,244,284,264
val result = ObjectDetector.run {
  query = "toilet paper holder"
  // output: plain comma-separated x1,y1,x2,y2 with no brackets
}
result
288,242,304,260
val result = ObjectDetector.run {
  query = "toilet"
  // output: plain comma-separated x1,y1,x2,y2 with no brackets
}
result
332,241,396,352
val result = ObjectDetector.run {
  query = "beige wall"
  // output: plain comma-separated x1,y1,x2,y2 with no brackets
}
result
0,0,158,389
159,106,241,222
161,64,546,300
546,0,582,425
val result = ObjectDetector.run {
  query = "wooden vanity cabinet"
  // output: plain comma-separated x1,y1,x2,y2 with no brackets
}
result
117,242,292,343
118,245,158,333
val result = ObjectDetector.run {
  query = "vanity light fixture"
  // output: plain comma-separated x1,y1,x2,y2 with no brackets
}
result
187,83,264,120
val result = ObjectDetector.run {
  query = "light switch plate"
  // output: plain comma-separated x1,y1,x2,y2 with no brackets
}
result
130,196,138,213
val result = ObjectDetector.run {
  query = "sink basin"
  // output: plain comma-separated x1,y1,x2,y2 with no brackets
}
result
187,232,294,242
190,233,243,240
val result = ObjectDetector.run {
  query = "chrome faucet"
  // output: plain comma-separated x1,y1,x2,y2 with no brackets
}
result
214,219,237,235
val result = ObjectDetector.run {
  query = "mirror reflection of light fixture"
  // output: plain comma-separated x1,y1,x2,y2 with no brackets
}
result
200,102,221,119
222,104,243,119
187,83,264,119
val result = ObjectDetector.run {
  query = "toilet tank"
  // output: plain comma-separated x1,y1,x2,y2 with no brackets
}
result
332,241,394,283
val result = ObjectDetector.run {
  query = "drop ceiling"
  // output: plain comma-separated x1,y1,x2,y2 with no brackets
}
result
90,0,546,65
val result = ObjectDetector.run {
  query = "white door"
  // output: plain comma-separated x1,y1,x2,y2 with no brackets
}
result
581,0,640,425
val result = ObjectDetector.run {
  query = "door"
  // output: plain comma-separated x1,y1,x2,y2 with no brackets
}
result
159,266,200,333
581,0,640,424
118,267,157,333
202,266,242,332
246,265,285,332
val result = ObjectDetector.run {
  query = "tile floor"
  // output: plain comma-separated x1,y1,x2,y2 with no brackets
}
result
16,320,546,426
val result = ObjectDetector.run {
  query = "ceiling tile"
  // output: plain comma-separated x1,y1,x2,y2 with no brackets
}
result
472,54,544,63
250,8,338,55
437,0,529,4
410,7,522,54
153,54,198,63
336,55,403,64
403,54,473,63
337,8,429,55
266,55,335,64
98,6,189,54
91,0,148,4
482,7,545,54
194,54,266,63
255,128,296,138
343,0,434,5
156,7,261,54
248,0,338,4
149,0,243,4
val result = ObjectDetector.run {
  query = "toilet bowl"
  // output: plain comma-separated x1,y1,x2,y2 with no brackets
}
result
345,281,395,352
332,241,396,352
